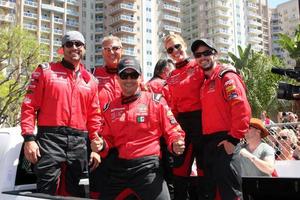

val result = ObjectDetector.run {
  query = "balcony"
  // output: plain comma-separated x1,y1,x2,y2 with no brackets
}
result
215,19,230,27
24,0,38,7
95,27,103,33
121,37,135,45
110,3,135,15
23,23,37,31
214,28,230,36
123,48,135,57
24,12,38,19
67,0,78,5
248,11,261,19
0,0,16,9
164,0,180,3
248,28,263,35
248,19,261,27
247,3,258,10
54,17,63,24
163,25,181,33
67,9,79,16
41,15,50,21
163,14,181,23
112,26,136,35
54,29,63,35
111,14,136,26
41,4,64,13
40,38,50,44
66,20,79,27
248,36,261,44
0,14,14,22
41,26,51,32
95,7,104,13
110,0,135,5
214,10,230,18
163,3,180,13
215,1,230,9
53,40,61,46
219,47,229,54
215,38,230,46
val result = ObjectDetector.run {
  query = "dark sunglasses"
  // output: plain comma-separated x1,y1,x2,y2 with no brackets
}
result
103,46,122,52
277,136,288,140
166,44,182,54
119,71,140,80
65,41,84,48
193,50,215,58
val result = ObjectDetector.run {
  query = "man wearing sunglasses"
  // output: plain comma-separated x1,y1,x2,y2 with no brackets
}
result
92,57,186,200
191,39,251,200
21,31,102,197
237,118,275,177
90,35,123,199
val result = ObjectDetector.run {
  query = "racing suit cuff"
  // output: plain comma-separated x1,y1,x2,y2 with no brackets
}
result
98,136,106,152
227,135,240,145
23,134,36,142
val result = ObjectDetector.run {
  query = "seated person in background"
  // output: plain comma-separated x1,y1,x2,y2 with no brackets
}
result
276,129,298,160
236,118,275,177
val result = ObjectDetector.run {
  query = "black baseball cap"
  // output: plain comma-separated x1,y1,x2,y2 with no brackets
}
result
191,39,218,53
118,57,142,75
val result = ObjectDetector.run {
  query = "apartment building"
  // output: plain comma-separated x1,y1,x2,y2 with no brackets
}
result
95,0,181,80
271,0,300,68
0,0,96,68
181,0,271,59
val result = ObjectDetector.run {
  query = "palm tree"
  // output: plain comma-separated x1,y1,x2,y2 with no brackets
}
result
277,24,300,70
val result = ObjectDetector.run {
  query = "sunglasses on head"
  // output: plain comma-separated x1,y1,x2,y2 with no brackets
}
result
64,41,84,48
103,46,122,52
193,49,215,58
277,136,288,140
119,71,140,80
166,44,182,54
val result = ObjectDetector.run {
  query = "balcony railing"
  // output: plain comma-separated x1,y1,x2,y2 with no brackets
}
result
163,4,180,12
0,0,16,9
24,12,38,18
24,0,38,7
0,14,14,22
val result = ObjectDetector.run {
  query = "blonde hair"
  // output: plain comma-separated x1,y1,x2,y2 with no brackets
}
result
102,35,122,47
163,33,187,49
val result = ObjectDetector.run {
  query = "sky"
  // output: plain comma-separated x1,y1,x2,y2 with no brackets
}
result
268,0,291,8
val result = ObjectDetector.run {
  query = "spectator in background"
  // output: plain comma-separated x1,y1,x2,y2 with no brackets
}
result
261,110,274,126
146,58,174,104
237,118,275,177
275,129,298,160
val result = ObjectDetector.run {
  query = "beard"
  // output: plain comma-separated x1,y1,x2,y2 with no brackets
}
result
201,61,214,71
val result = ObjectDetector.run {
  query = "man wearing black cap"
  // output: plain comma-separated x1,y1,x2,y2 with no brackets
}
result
21,31,102,197
191,39,251,200
92,57,186,200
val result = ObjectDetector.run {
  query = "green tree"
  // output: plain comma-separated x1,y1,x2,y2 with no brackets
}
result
225,45,286,118
277,24,300,69
0,26,49,127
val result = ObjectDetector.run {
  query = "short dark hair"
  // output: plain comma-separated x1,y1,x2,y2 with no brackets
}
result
153,59,174,78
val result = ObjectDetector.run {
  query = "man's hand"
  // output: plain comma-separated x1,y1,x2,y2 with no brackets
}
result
91,136,104,152
89,152,101,171
24,141,40,164
218,140,235,155
172,137,185,155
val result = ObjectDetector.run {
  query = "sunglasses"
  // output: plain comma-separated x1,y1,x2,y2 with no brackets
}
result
193,50,215,58
103,46,122,52
166,44,182,54
65,41,84,48
277,136,288,140
119,71,140,80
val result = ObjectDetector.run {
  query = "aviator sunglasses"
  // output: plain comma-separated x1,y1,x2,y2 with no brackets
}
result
65,41,84,48
166,44,182,54
193,49,215,58
119,71,140,80
103,46,122,52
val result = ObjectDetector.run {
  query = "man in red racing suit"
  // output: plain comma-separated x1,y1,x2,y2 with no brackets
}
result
92,57,185,200
21,31,102,197
192,39,251,200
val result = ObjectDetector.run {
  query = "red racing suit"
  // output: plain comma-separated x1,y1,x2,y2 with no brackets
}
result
166,59,204,116
93,66,122,108
21,61,101,141
146,77,171,105
200,64,251,139
100,91,185,160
